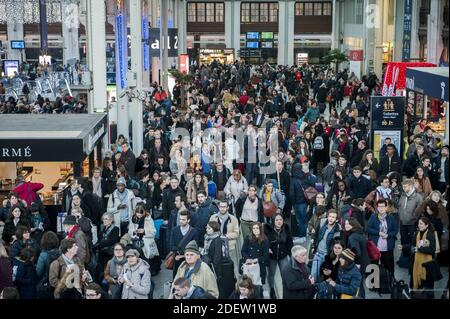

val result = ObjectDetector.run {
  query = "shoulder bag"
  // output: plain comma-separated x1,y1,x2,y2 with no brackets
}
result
164,228,193,269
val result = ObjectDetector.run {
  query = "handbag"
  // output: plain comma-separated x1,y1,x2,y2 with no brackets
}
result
241,259,262,285
132,237,145,249
263,201,277,218
366,240,381,261
164,228,193,269
300,183,318,204
422,260,443,282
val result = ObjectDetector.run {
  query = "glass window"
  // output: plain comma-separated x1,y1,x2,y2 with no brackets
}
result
260,3,269,22
197,3,205,22
269,3,278,22
216,3,224,22
323,2,332,15
295,3,304,16
356,0,364,24
206,3,215,22
241,3,250,22
314,2,322,15
250,3,259,22
187,3,196,22
304,3,313,15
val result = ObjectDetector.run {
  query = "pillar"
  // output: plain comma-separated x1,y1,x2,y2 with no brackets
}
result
86,0,107,113
160,0,169,92
130,0,144,155
331,0,340,50
151,0,160,84
6,2,24,62
143,0,151,87
225,0,241,58
277,0,295,66
62,0,81,66
177,0,187,55
427,0,444,64
410,0,421,60
393,0,405,61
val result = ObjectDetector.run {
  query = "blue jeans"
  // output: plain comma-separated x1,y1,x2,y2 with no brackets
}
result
294,203,308,238
245,163,257,185
311,251,327,282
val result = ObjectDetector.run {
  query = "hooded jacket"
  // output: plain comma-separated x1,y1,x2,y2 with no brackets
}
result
334,262,362,298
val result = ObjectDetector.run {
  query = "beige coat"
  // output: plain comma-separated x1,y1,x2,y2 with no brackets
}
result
209,213,240,252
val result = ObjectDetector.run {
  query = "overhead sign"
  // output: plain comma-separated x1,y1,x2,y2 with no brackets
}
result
148,28,179,58
402,0,412,61
3,60,19,77
179,54,189,73
349,50,363,61
406,67,449,102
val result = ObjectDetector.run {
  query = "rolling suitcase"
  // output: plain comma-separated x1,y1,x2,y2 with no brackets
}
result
157,224,169,260
218,258,236,299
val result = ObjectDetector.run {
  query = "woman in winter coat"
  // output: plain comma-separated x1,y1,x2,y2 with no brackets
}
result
326,248,363,299
2,205,30,244
10,225,40,259
202,221,226,297
366,199,399,275
94,212,120,273
320,240,345,282
264,214,293,299
228,274,264,299
414,200,444,243
344,218,370,277
122,204,159,264
411,217,438,299
104,243,127,299
119,249,151,299
186,173,209,205
13,247,38,299
241,222,270,285
224,170,249,204
35,231,60,280
0,241,13,294
359,150,379,177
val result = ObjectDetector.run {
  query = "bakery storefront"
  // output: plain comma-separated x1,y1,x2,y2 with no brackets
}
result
406,67,449,142
0,114,107,230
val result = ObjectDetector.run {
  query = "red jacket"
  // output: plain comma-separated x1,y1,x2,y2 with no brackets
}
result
13,181,44,206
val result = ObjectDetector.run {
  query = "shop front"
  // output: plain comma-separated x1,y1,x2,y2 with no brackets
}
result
406,67,449,143
0,114,107,230
198,48,235,67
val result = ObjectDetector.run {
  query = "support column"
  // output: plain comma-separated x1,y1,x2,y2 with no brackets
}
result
160,0,169,92
427,0,444,64
393,0,405,61
130,0,144,155
410,0,421,60
6,3,24,62
151,0,160,84
177,0,187,55
143,0,151,87
62,0,81,66
225,0,241,58
277,0,295,66
86,0,107,113
331,0,340,50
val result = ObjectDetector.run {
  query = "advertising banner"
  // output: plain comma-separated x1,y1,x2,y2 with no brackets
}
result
116,8,128,89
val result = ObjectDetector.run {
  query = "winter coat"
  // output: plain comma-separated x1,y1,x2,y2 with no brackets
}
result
186,177,209,204
94,225,120,257
234,196,265,223
334,262,362,298
259,188,286,210
281,258,315,299
366,214,398,251
169,225,201,254
224,176,248,202
49,255,85,296
106,189,137,232
378,154,401,177
10,239,40,259
171,259,219,298
211,168,231,191
67,227,91,266
264,223,293,261
13,257,37,299
304,107,320,123
120,259,151,299
319,254,340,281
2,219,30,244
204,235,223,280
312,220,342,254
402,152,422,178
346,229,370,272
192,201,218,244
209,213,240,251
347,175,372,199
162,187,187,220
289,164,317,205
126,216,159,259
268,169,291,197
12,181,44,207
241,236,270,284
398,190,423,226
118,149,137,178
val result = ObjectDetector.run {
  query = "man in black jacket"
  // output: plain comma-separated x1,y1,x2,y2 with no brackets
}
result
378,144,401,177
191,191,218,246
268,161,291,218
77,178,102,228
162,176,187,221
211,161,231,200
346,166,372,199
349,140,368,168
281,245,315,299
117,141,136,178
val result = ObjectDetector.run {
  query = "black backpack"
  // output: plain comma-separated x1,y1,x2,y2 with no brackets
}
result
37,249,61,299
391,280,410,299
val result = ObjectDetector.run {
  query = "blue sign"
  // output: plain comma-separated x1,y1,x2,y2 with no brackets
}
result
11,41,25,49
246,42,259,49
246,32,259,40
402,0,412,61
116,12,127,89
406,68,449,102
143,16,150,71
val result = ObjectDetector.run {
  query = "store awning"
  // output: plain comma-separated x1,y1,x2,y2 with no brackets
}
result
406,67,449,102
0,114,107,162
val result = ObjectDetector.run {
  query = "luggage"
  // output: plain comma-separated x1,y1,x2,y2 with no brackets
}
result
157,224,169,260
290,212,298,237
208,181,217,199
377,265,392,295
218,259,236,299
391,279,410,299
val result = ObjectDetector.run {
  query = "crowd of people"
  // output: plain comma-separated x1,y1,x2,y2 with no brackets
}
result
0,60,448,300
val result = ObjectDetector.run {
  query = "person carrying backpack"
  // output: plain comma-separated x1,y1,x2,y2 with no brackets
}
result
36,231,61,299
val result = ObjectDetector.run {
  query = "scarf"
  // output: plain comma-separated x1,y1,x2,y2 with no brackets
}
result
204,232,221,252
412,229,433,289
67,225,80,239
377,213,388,252
376,186,392,199
265,190,272,203
109,257,127,279
217,213,230,235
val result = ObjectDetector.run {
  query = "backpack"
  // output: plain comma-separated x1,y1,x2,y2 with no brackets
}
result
313,136,325,150
37,249,61,299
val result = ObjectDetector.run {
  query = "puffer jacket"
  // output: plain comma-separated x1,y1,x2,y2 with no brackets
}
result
398,190,423,226
120,259,151,299
334,262,363,298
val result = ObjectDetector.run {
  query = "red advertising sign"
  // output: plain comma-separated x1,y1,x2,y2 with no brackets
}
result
349,50,363,61
381,62,436,96
179,54,189,74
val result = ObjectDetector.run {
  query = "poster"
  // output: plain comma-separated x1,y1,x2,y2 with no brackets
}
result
373,130,402,160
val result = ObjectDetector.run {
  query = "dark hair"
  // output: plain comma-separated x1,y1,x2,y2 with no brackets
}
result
15,225,30,241
76,177,89,191
327,209,338,217
425,201,440,218
30,202,40,213
60,238,77,254
173,277,191,288
114,242,125,251
197,190,207,197
8,192,19,200
346,217,364,232
137,169,150,181
352,198,365,207
179,210,190,220
418,216,436,232
379,175,389,183
329,240,345,260
19,247,35,263
249,222,267,244
8,204,24,221
236,275,255,292
1,287,20,299
86,283,102,296
207,221,220,232
376,199,388,207
353,166,362,172
40,231,60,251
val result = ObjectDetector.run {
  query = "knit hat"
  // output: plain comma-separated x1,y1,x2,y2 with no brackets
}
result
63,215,77,226
116,177,127,186
125,249,140,258
184,240,200,255
340,249,356,263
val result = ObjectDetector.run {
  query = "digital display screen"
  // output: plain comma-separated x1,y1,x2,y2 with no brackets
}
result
246,32,259,40
11,40,25,49
246,42,259,49
261,42,273,48
261,32,273,40
3,60,20,77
